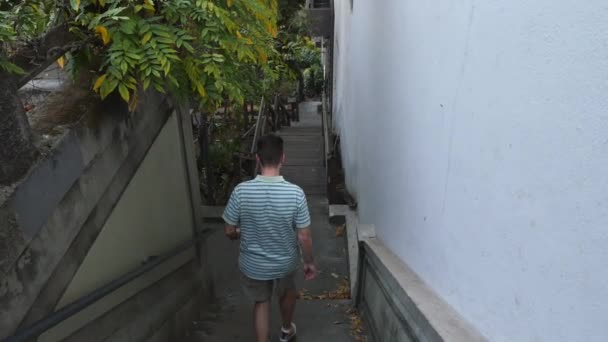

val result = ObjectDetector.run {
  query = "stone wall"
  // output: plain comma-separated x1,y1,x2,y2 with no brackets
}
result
0,92,207,341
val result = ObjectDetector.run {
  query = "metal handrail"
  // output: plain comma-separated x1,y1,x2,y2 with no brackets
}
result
3,229,215,342
250,97,265,154
244,94,292,177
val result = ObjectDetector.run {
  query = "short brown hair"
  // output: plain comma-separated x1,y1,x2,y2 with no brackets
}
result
256,134,284,167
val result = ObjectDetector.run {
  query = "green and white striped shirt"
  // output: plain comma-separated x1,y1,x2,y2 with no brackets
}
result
223,175,311,280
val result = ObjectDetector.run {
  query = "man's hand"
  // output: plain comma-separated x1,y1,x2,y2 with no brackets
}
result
298,228,316,280
303,263,318,280
225,225,240,240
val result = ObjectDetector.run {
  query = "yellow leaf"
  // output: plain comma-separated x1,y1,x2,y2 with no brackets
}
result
56,56,65,69
141,32,152,44
93,74,107,92
143,0,155,13
259,50,267,64
98,0,105,6
236,31,242,39
227,0,233,7
196,82,206,98
95,26,110,45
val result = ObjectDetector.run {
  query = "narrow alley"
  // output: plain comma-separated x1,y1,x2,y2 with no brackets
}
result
3,1,607,341
188,102,360,341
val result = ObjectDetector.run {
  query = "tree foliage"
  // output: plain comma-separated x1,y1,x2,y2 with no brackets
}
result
1,0,289,111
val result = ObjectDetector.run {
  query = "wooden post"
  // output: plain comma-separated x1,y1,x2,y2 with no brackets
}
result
243,101,249,130
273,94,279,130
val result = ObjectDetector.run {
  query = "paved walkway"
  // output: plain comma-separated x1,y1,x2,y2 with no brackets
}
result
189,101,356,341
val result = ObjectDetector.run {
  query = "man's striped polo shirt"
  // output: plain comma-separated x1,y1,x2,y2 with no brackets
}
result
223,175,311,280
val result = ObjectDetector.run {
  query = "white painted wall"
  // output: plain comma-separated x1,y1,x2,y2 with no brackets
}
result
333,1,608,341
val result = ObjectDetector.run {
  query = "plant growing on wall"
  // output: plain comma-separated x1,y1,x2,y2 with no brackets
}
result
0,0,290,184
275,8,322,101
1,0,284,106
0,0,312,200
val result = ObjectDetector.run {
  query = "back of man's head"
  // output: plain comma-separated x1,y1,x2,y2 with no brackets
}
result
257,134,284,167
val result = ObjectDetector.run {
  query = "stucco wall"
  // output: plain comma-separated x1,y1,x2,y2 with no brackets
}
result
0,90,206,341
333,1,608,341
39,113,196,341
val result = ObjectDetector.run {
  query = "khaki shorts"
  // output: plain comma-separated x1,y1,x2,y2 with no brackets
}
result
240,271,297,303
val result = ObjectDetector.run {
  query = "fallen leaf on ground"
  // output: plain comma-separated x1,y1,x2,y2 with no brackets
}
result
347,307,366,340
298,280,351,300
335,224,346,237
297,289,313,300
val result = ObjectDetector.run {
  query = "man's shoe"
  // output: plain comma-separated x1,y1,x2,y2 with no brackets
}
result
279,322,297,342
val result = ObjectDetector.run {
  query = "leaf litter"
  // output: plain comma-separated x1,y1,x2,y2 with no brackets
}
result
297,278,367,341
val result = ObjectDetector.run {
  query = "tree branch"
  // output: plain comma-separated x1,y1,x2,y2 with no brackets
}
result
8,24,76,87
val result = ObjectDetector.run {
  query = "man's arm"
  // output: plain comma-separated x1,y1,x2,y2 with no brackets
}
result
298,227,317,280
223,187,240,240
225,224,239,240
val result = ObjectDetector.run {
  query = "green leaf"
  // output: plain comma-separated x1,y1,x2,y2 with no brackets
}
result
118,84,130,101
108,67,122,79
156,37,176,44
120,61,128,74
100,78,118,99
70,0,80,11
120,21,136,34
152,29,171,38
154,83,166,93
126,52,142,60
182,42,194,53
0,59,26,75
141,32,152,44
143,77,151,90
110,51,124,60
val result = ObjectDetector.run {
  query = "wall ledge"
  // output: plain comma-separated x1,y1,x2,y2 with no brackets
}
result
361,238,486,342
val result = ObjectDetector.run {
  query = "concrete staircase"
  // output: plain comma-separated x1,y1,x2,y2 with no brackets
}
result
188,102,358,341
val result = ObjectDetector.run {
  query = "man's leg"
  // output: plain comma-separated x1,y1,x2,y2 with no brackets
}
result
254,300,270,342
277,271,298,333
241,272,272,342
279,287,297,330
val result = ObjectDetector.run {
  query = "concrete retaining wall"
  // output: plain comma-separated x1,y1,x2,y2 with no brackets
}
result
59,259,205,342
330,205,484,342
0,92,207,341
358,239,485,342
